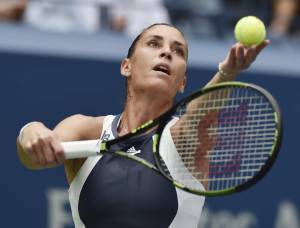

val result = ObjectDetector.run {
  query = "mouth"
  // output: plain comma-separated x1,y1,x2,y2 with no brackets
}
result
153,63,171,76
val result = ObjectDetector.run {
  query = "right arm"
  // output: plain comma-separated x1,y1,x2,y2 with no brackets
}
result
17,114,104,182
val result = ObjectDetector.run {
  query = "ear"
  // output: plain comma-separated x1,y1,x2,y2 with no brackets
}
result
178,75,186,93
121,58,131,78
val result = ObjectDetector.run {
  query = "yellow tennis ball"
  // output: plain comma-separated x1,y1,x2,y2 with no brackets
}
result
234,16,266,46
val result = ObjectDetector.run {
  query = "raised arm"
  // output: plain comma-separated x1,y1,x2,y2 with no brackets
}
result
205,40,270,86
173,40,271,135
170,41,270,188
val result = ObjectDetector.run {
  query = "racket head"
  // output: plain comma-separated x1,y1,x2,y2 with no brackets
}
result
153,81,282,196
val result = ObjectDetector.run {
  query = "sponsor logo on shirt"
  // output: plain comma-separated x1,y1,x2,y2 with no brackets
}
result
126,146,141,155
101,130,110,141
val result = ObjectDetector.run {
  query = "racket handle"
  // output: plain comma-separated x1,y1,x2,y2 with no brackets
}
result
62,140,100,159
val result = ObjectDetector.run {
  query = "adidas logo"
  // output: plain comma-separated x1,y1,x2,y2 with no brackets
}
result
126,146,141,155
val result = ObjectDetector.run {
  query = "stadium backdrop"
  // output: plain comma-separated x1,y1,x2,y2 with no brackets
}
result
0,24,299,228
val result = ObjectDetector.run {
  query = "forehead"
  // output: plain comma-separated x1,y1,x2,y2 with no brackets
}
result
141,25,187,46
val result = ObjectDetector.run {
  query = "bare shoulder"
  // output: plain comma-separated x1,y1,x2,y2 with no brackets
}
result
56,114,105,184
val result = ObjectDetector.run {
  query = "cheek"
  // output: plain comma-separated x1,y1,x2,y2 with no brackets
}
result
174,62,187,80
131,52,151,74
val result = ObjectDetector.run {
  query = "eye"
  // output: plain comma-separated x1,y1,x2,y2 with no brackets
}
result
174,47,185,57
148,40,160,48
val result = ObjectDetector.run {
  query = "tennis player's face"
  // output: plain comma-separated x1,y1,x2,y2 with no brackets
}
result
123,25,188,99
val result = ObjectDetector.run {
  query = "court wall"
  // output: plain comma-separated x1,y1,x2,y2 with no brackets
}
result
0,24,299,228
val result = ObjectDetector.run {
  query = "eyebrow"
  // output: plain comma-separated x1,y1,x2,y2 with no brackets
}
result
147,35,185,48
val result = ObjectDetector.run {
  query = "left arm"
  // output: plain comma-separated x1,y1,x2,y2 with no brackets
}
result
205,40,270,87
170,40,270,189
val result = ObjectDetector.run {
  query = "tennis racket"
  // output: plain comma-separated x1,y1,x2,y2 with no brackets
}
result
62,81,282,196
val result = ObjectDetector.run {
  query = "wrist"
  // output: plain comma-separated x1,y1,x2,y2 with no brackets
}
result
218,63,237,80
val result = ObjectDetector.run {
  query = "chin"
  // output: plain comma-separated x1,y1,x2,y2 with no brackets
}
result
149,83,176,100
133,75,176,98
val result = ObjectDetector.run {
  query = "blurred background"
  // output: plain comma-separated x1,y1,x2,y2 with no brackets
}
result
1,0,299,227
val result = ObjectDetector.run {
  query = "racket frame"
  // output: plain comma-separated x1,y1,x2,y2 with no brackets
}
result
152,81,282,196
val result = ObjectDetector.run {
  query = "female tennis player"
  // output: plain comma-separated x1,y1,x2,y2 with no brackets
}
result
17,23,269,228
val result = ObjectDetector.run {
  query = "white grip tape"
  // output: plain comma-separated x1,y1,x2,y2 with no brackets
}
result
62,140,100,159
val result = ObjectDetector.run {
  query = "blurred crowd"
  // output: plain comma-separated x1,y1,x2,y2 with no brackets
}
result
0,0,299,40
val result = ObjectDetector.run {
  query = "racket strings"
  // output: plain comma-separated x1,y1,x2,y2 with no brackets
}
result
164,87,277,191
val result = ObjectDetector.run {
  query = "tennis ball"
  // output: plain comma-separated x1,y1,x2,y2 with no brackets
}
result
234,16,266,46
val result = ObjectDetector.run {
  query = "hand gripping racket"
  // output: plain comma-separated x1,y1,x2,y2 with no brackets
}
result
62,82,282,196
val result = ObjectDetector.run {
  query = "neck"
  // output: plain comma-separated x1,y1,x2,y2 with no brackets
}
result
118,91,173,135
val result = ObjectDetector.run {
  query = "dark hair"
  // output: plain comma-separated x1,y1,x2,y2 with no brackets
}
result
126,23,187,58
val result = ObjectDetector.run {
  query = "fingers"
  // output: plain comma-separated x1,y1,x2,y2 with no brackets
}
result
226,45,237,68
24,142,39,164
220,39,269,77
245,40,270,66
23,133,64,167
225,40,270,72
34,141,47,165
255,39,270,55
244,46,257,67
39,136,59,164
236,43,245,67
221,43,245,72
50,140,65,164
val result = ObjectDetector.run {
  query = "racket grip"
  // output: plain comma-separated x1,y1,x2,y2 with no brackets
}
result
62,140,100,159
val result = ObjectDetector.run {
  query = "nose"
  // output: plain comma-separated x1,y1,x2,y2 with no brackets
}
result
159,46,172,60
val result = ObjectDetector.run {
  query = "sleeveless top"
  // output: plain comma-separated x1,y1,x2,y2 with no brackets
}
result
69,115,205,228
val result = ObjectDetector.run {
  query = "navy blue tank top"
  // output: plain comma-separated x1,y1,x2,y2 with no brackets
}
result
78,115,178,228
